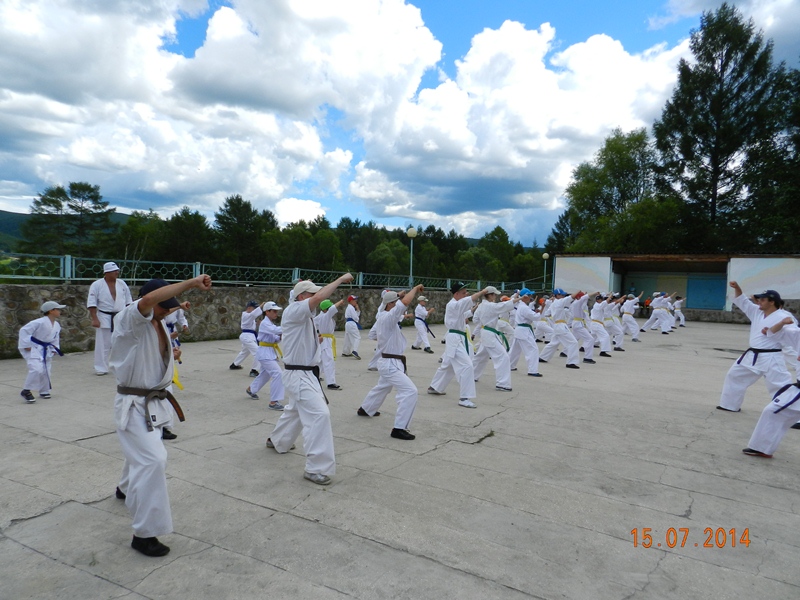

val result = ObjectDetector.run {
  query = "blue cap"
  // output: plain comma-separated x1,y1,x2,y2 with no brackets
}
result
553,288,567,296
246,300,258,308
519,288,533,296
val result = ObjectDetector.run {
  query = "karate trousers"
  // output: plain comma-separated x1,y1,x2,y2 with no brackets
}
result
590,321,612,352
360,358,417,429
343,322,361,355
718,352,792,412
539,323,579,365
473,330,512,387
414,320,431,349
251,358,285,400
233,333,259,370
571,321,595,360
94,327,113,374
622,314,640,340
430,333,476,399
22,350,53,394
747,384,800,456
509,326,540,374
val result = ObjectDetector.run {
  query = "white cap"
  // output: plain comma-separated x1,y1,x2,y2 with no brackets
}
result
41,301,66,313
485,286,500,295
418,296,427,302
103,261,120,273
382,291,400,304
263,301,283,311
292,280,322,297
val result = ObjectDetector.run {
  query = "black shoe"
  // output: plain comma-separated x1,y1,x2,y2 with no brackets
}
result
249,369,259,377
21,389,35,403
613,347,625,352
357,407,380,417
229,363,243,370
115,487,126,500
352,351,361,360
565,364,580,369
528,373,543,377
327,384,341,390
539,358,548,363
424,347,434,354
716,406,741,412
543,341,550,344
662,332,669,335
742,448,772,458
632,339,641,342
583,359,596,364
162,428,177,440
391,428,416,440
579,347,585,352
639,329,646,332
679,324,686,327
791,423,800,430
411,345,421,350
599,352,612,358
559,352,567,358
131,535,170,557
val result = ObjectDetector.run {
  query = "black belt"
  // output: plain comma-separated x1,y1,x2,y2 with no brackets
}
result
381,353,407,373
117,385,185,432
284,364,328,404
736,347,782,366
99,309,119,332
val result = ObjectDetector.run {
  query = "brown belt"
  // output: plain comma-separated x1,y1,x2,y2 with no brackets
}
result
381,353,407,373
284,364,328,404
117,385,185,432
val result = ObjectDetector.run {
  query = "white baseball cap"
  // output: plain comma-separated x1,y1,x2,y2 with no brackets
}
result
263,301,283,311
41,301,66,313
103,262,120,273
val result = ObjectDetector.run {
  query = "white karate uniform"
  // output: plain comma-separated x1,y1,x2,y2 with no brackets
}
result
251,316,284,400
473,298,515,388
718,295,794,411
360,301,418,429
413,303,433,349
269,299,336,477
87,278,132,374
621,299,640,340
233,306,264,370
110,300,175,539
604,301,624,348
314,305,339,386
674,299,686,326
589,301,612,353
18,316,61,395
569,294,595,361
430,296,477,399
343,304,361,355
509,300,541,374
539,296,579,365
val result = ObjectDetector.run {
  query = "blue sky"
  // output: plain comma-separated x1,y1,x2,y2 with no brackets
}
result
1,0,798,247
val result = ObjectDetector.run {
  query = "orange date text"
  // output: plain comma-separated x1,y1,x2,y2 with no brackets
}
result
630,527,750,548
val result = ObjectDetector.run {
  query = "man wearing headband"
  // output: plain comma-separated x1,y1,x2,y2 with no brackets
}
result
110,275,212,557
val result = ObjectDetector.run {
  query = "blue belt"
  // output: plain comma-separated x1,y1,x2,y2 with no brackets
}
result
242,328,257,338
415,316,435,337
31,336,63,390
346,318,363,330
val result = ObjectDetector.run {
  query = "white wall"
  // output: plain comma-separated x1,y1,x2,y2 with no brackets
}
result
727,257,800,309
553,256,612,293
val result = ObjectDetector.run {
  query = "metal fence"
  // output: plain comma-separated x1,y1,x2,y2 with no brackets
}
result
0,252,551,292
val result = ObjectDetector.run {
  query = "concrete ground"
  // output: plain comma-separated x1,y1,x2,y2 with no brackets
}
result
1,319,799,600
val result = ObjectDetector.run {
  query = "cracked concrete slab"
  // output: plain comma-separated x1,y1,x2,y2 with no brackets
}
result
1,320,799,599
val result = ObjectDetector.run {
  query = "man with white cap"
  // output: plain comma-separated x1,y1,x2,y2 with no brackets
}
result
110,274,212,557
508,289,545,376
538,288,582,369
341,294,362,359
411,295,435,353
358,285,425,439
717,284,794,413
87,261,132,375
18,300,66,403
246,301,286,411
473,287,520,391
428,281,491,408
266,273,354,485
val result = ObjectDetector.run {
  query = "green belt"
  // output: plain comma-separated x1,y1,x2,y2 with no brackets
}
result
448,329,469,352
484,326,509,351
518,323,533,329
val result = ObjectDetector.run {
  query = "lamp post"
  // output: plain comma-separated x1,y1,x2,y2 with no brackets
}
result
542,252,549,292
407,226,417,287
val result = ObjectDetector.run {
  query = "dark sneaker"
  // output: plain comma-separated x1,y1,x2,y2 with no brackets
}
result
539,358,548,363
230,363,243,370
411,345,421,350
613,347,625,352
391,428,416,440
495,386,512,392
559,352,567,358
583,359,596,364
528,373,543,377
427,387,445,395
565,364,580,369
424,347,434,354
742,448,772,458
716,406,740,412
357,407,380,417
21,390,35,403
791,423,800,430
161,428,177,440
327,384,341,390
116,487,126,500
131,535,170,557
249,369,259,377
266,438,295,451
599,352,612,358
639,329,646,332
304,472,331,485
245,388,259,399
39,393,51,399
352,351,361,360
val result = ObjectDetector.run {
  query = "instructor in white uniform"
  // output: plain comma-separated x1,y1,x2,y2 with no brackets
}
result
87,261,132,375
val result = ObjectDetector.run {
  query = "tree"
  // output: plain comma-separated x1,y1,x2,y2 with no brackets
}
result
653,3,788,251
366,239,408,274
159,207,216,263
19,182,116,255
213,195,277,265
477,226,515,277
114,209,164,261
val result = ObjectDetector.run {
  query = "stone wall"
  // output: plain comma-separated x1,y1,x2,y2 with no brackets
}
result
0,284,452,360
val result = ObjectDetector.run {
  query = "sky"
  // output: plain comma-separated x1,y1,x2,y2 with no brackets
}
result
1,0,799,247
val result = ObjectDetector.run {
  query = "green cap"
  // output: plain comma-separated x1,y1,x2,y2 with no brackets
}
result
320,300,333,311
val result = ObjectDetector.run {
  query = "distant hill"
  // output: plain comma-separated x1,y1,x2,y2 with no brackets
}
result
0,209,130,251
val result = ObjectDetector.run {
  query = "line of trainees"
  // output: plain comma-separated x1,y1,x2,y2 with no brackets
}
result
21,268,800,560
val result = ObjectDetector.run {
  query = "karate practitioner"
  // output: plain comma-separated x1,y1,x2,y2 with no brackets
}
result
230,300,266,376
538,289,581,369
621,293,642,342
315,298,345,390
87,262,132,375
266,274,355,486
411,296,435,353
246,301,285,411
674,296,687,327
473,287,519,391
605,294,626,351
111,274,212,557
161,302,190,441
717,285,794,413
19,300,65,403
342,295,362,359
742,316,800,458
589,295,613,358
508,289,544,376
570,290,598,364
358,285,424,440
428,282,491,408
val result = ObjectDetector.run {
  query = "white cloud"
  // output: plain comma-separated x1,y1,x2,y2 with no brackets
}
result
274,197,325,226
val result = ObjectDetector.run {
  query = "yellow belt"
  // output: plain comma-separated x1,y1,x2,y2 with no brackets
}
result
321,333,336,359
623,312,633,315
592,319,604,324
258,341,283,358
604,318,612,321
555,320,567,324
572,318,585,323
